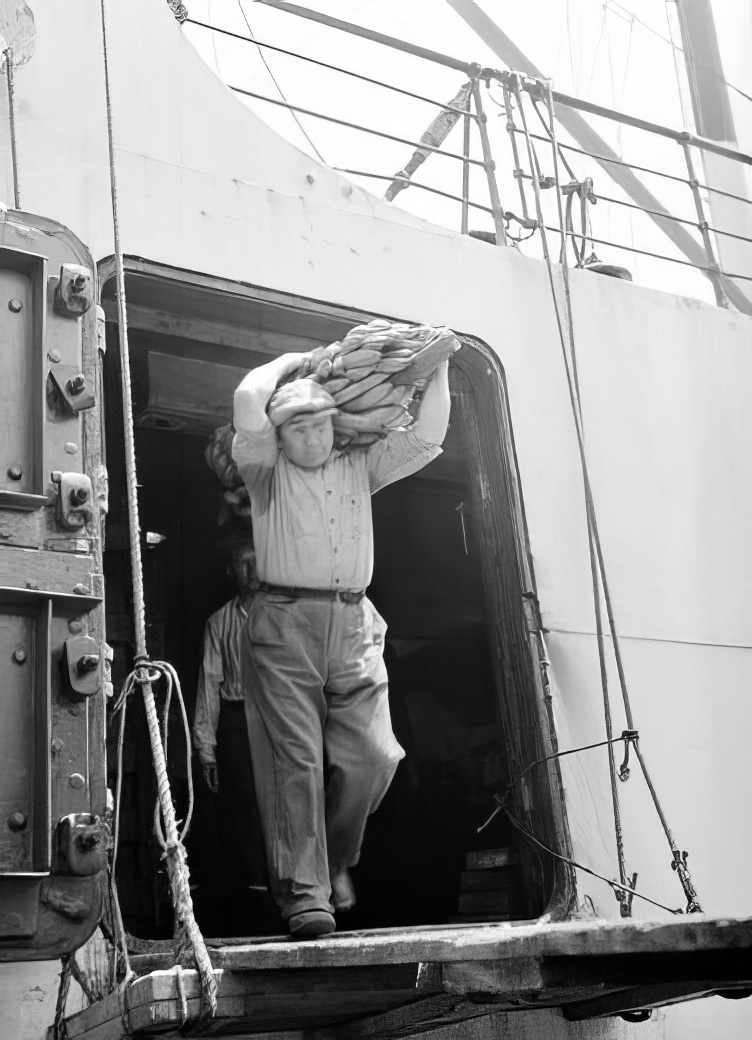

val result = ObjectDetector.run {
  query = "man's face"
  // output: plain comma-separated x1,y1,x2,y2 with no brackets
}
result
230,547,259,596
277,412,334,469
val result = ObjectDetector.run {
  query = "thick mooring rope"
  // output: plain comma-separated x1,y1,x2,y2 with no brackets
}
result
99,0,217,1025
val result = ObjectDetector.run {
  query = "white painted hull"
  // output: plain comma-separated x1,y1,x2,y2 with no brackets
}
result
0,3,750,1037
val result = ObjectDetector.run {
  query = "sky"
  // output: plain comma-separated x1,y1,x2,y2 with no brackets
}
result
183,0,752,305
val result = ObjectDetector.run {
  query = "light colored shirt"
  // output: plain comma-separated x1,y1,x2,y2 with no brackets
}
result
192,596,249,765
232,353,447,590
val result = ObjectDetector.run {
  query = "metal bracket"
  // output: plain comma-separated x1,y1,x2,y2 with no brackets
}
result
617,871,638,918
50,471,93,531
53,814,107,877
53,264,94,318
48,364,95,414
62,635,100,699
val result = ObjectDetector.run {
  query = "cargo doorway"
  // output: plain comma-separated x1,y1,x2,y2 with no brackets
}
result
100,262,568,941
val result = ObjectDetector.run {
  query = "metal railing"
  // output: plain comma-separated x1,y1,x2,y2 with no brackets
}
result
185,1,752,312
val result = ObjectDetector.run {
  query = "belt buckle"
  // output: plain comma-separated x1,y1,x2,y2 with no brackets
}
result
339,589,364,604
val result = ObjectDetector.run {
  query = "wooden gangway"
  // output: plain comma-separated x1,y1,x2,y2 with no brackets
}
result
60,915,752,1038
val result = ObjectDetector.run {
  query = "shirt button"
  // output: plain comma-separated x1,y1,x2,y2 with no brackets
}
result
335,578,340,584
326,490,332,496
333,547,338,554
330,518,335,524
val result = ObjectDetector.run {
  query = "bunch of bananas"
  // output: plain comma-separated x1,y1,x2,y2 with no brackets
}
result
297,319,460,447
206,321,459,521
205,423,252,525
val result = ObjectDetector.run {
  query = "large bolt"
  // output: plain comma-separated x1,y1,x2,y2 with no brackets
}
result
77,654,99,675
66,374,86,396
68,774,85,790
69,486,89,507
12,649,27,664
7,811,27,832
8,298,23,313
7,463,22,480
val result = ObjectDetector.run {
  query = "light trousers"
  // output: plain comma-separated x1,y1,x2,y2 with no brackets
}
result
241,592,404,919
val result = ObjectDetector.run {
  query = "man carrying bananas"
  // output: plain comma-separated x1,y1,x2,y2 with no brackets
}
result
232,329,452,939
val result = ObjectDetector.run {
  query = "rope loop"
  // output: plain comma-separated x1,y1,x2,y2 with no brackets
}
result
135,664,162,685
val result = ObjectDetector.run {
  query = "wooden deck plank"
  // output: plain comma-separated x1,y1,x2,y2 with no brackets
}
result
62,917,752,1039
129,915,752,974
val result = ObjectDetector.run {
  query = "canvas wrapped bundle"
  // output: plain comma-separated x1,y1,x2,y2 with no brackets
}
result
206,320,459,520
294,319,460,448
205,422,253,524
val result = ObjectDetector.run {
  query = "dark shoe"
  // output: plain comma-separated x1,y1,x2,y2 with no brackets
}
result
287,909,336,939
330,869,357,912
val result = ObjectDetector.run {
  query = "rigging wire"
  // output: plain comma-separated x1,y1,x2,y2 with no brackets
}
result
605,0,752,106
237,0,327,164
510,75,704,915
187,17,479,116
502,800,682,916
512,76,632,911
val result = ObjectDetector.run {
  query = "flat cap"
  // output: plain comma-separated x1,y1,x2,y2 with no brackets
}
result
267,378,337,428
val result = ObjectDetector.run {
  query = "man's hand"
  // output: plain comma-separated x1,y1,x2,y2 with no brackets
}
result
201,762,219,795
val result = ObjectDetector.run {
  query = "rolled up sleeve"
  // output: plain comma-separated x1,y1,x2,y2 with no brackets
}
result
367,429,442,494
232,353,304,484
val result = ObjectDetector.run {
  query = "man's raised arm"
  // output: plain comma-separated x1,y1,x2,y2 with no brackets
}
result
232,353,305,478
367,361,451,494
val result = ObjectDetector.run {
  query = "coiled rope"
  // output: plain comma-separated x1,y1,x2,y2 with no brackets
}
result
511,73,702,916
99,0,218,1026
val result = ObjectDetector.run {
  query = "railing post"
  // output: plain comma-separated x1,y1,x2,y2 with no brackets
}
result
680,136,728,307
470,76,507,245
502,84,533,226
461,112,471,235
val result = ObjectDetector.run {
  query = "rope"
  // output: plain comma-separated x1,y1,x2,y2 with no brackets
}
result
166,1,189,24
3,47,20,208
511,77,630,906
513,74,703,915
99,0,217,1026
477,731,639,836
237,0,327,165
53,957,73,1040
501,798,682,916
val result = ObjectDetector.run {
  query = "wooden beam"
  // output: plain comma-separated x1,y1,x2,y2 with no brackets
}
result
63,919,752,1038
312,995,501,1040
63,965,441,1038
562,981,736,1021
101,300,324,357
129,916,752,974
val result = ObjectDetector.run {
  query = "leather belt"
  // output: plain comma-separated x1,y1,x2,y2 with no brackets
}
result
259,582,366,604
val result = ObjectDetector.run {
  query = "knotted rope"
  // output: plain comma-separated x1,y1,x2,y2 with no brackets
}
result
99,0,217,1026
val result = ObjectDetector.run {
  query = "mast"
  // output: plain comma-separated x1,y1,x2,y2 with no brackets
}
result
672,0,752,307
674,0,737,144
